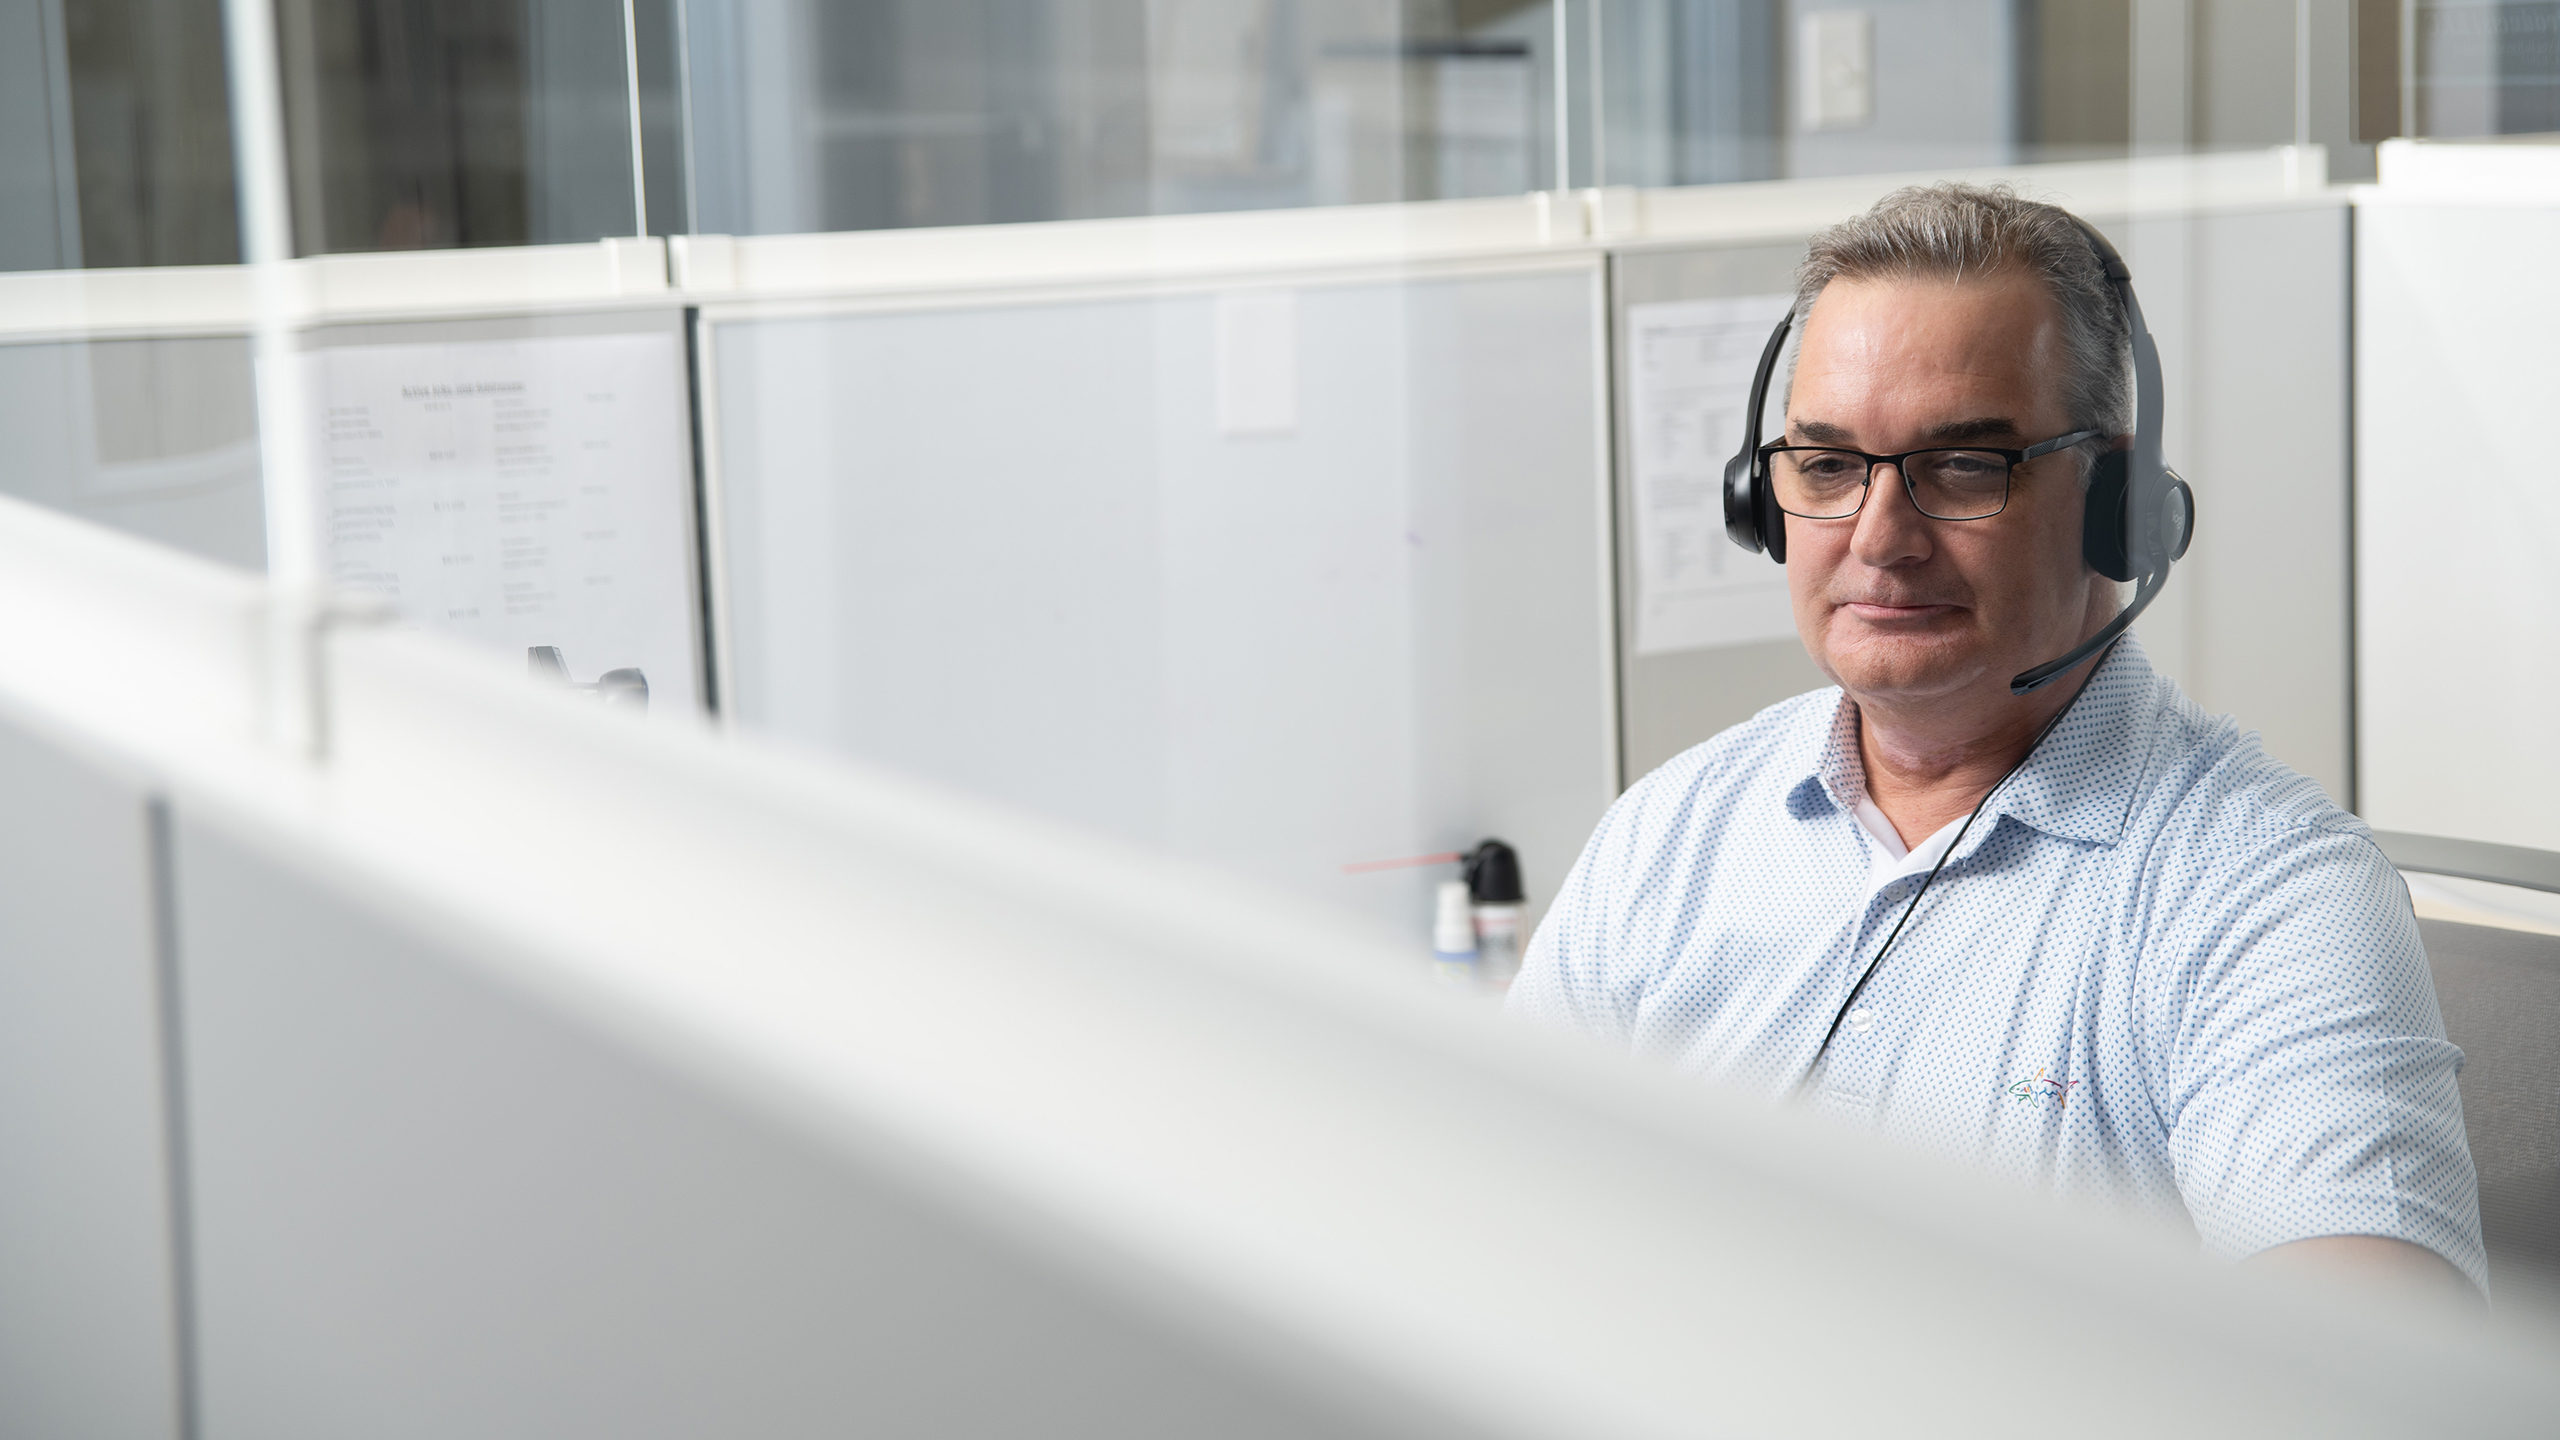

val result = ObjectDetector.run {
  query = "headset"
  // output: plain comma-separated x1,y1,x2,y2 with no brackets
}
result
1720,218,2195,696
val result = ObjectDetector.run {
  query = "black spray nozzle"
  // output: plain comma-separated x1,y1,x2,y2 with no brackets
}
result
1463,839,1522,905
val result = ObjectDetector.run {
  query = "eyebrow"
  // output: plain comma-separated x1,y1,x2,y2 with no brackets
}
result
1789,416,2027,447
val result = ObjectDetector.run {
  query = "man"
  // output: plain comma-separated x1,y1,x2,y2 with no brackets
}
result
1511,184,2482,1297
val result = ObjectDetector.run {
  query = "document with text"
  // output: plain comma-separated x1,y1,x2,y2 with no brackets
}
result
1625,294,1799,656
300,331,700,712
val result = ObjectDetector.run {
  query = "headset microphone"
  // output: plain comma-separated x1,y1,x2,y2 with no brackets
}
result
1720,218,2195,695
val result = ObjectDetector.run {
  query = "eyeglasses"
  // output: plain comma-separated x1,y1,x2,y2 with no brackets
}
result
1762,430,2101,521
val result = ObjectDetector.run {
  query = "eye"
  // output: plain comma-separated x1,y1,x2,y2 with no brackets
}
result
1917,451,2007,489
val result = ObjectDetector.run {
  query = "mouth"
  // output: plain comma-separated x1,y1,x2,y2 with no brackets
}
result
1839,600,1962,623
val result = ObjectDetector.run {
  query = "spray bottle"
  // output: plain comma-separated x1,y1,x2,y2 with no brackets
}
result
1464,839,1525,991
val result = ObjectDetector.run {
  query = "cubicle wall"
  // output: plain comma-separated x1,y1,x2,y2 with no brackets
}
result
704,259,1617,940
0,333,266,570
2355,146,2560,854
0,716,188,1440
2146,201,2354,807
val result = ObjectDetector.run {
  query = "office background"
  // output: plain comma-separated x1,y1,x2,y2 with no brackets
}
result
4,3,2560,1435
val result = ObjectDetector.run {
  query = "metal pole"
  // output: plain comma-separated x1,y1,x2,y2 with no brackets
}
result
623,0,650,236
1552,0,1572,191
2295,0,2313,151
219,0,323,753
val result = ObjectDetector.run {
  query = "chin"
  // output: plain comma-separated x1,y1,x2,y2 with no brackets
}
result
1820,628,1989,700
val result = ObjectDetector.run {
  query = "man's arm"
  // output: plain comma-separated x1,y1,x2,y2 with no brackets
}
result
2249,1235,2482,1309
2152,816,2487,1293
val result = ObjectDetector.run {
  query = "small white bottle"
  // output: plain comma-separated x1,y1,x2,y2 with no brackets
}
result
1431,880,1479,986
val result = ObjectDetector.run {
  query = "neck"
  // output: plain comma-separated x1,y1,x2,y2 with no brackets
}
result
1853,612,2121,849
1843,584,2121,849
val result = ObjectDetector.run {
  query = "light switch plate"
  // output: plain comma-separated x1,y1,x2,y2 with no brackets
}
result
1799,11,1875,133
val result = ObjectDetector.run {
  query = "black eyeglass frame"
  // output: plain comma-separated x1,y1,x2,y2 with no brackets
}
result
1759,429,2104,521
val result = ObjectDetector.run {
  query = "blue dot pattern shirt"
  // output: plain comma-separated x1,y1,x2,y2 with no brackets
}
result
1510,636,2485,1288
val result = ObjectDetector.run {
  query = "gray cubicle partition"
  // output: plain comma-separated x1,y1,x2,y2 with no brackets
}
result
1608,203,2355,806
0,334,267,571
707,265,1616,945
0,711,188,1440
1606,240,1829,784
2379,830,2560,1303
2421,915,2560,1305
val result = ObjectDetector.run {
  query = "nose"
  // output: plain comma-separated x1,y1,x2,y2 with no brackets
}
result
1849,459,1934,569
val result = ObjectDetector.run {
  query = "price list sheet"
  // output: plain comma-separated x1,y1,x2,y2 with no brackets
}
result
1624,293,1799,656
305,331,700,711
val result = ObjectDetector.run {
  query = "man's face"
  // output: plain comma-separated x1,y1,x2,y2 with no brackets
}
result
1783,271,2104,709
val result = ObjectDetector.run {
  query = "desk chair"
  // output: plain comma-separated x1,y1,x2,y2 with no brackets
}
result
2375,832,2560,1306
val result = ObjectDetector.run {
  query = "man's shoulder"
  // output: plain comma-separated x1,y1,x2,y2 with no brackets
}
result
1582,686,1840,868
2132,682,2392,892
1624,686,1841,810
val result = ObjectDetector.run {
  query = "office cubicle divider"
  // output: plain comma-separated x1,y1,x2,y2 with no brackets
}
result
700,265,1616,945
2355,141,2560,854
3,487,2559,1438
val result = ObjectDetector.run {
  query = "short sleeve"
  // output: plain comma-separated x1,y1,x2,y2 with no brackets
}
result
1507,786,1651,1045
2148,820,2486,1293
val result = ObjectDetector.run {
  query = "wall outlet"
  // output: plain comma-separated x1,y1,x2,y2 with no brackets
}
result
1799,11,1875,133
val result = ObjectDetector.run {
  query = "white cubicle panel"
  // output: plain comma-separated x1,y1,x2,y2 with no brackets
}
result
168,807,1358,1440
0,334,266,571
2153,201,2353,808
2355,153,2560,852
0,713,186,1440
705,264,1615,943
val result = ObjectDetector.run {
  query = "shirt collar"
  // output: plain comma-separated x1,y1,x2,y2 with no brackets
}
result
1785,634,2163,851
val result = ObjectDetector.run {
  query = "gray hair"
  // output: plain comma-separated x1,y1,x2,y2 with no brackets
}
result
1792,183,2131,473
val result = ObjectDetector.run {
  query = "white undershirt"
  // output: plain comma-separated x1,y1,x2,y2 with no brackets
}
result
1851,794,1966,893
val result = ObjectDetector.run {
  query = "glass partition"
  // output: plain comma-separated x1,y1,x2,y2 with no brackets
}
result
680,0,1564,234
2410,0,2560,136
8,0,2494,274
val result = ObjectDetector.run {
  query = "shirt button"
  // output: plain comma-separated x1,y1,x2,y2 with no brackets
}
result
1845,1007,1876,1035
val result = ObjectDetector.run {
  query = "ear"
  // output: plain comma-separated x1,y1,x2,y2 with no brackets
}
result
2081,447,2135,582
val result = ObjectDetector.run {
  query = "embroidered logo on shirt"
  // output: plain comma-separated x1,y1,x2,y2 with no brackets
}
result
2004,1067,2080,1110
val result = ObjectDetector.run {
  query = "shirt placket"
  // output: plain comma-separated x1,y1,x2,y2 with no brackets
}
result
1813,848,1967,1111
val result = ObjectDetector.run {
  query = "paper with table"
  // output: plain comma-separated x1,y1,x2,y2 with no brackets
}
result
300,331,701,711
1625,293,1799,657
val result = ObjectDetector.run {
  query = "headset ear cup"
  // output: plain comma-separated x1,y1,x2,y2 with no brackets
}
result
1723,450,1764,555
2082,448,2135,582
1758,455,1787,564
2164,474,2194,561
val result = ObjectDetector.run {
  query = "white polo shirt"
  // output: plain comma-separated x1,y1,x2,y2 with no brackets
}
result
1509,636,2485,1289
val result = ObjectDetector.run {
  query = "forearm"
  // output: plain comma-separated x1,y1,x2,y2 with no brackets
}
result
2249,1235,2482,1310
